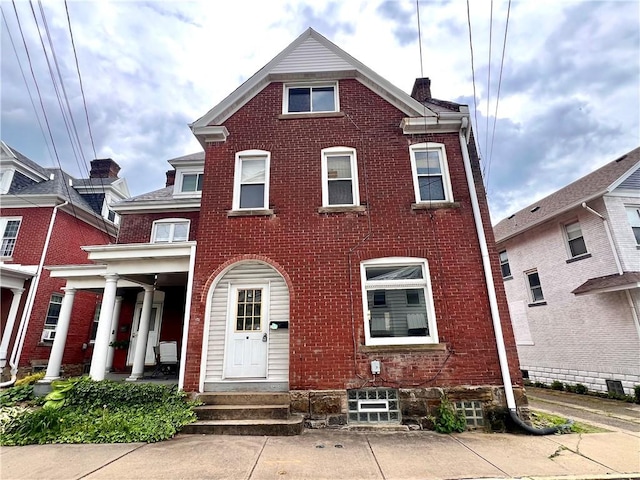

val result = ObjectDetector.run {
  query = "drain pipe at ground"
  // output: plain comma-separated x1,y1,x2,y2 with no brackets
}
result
458,119,557,435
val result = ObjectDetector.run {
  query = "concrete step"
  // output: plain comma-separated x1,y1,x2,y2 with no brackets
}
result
194,404,290,421
195,392,290,406
181,415,304,436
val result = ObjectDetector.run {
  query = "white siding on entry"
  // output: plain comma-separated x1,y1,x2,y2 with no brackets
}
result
271,37,353,74
205,262,289,384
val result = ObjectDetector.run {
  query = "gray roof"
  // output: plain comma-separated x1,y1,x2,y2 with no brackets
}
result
494,146,640,243
422,98,464,113
117,186,174,203
169,151,205,162
6,145,49,177
13,168,97,212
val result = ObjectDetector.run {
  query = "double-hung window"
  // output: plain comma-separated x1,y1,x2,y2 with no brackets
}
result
233,150,270,210
42,293,63,341
627,207,640,245
409,143,453,203
0,217,21,257
564,221,587,257
499,251,511,279
151,219,190,243
526,270,545,304
361,258,438,346
321,147,359,207
284,83,337,113
182,173,203,193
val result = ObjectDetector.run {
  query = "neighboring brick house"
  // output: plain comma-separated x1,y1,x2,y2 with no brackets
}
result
0,141,129,380
46,29,523,428
494,147,640,396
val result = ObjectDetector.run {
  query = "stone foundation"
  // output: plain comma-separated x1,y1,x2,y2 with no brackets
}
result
290,385,528,432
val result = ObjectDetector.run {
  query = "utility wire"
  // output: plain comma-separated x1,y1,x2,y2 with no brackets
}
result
484,0,494,175
485,0,512,195
465,0,484,166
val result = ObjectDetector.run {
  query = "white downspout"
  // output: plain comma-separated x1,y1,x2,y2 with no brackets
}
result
1,201,68,387
458,119,516,411
179,243,197,391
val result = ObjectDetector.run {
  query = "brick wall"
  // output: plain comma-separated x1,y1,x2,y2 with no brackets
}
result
182,79,521,392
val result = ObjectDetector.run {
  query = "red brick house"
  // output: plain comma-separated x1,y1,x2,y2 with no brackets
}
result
0,142,129,383
46,29,523,428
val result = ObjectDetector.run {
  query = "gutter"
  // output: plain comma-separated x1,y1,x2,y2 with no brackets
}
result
1,201,68,387
458,120,558,435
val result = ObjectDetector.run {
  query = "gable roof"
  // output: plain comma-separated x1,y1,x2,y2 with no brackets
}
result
191,28,442,138
494,146,640,243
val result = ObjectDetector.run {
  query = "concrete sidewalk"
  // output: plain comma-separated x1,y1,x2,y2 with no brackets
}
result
1,430,638,480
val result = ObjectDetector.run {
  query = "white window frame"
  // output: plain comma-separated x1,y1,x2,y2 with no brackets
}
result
0,217,22,258
321,147,359,207
283,82,339,114
563,221,588,258
42,293,64,341
100,193,120,225
174,169,204,197
409,143,454,204
525,269,545,304
151,218,191,243
626,206,640,245
499,250,512,279
0,168,14,194
360,257,439,346
232,150,270,211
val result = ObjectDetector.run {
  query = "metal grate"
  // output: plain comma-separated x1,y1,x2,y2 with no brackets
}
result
348,388,400,423
605,379,624,396
455,400,484,428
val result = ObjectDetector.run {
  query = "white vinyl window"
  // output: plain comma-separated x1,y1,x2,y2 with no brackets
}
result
499,250,511,279
233,150,270,210
174,170,204,197
284,83,338,113
321,147,359,207
42,293,63,341
0,217,21,257
564,221,587,257
526,270,545,304
361,258,438,346
626,207,640,245
409,143,453,203
151,219,190,243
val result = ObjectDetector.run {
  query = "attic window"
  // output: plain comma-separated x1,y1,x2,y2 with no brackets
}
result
530,206,540,213
284,83,338,113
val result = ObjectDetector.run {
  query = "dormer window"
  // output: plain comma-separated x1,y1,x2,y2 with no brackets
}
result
174,170,204,196
151,219,190,243
0,169,13,194
284,83,338,113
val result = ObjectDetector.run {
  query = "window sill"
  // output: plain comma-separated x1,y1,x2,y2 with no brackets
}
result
566,253,591,264
502,275,513,281
37,342,53,347
528,301,547,308
278,112,345,120
227,209,274,217
359,343,447,353
411,202,460,210
317,205,366,214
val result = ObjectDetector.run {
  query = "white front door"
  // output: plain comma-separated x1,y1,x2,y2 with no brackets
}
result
127,304,162,366
224,284,269,378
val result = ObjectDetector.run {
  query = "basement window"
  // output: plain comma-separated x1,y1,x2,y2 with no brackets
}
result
348,388,400,423
454,400,484,428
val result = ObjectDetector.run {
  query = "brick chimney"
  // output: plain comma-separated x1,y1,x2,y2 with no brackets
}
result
165,170,176,187
411,78,431,102
89,158,121,179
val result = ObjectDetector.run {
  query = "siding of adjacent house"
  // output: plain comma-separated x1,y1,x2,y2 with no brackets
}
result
500,198,640,393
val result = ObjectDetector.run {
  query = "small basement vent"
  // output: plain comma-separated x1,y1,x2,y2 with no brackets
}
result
454,400,484,428
605,379,625,396
348,388,400,423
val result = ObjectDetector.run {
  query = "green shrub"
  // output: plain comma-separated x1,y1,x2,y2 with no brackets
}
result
574,384,588,395
564,384,577,393
0,384,34,406
44,378,81,409
431,395,466,434
533,381,547,388
550,381,564,391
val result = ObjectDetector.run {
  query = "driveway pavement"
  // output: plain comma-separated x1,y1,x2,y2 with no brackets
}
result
1,429,638,480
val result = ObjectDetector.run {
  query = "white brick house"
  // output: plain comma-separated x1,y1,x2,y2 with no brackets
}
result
494,147,640,396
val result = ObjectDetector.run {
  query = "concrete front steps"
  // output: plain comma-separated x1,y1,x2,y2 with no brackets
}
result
182,392,304,436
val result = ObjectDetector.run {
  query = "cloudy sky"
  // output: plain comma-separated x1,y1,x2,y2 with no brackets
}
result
1,0,638,223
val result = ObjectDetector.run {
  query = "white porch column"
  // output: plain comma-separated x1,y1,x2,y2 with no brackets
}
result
89,274,119,380
0,288,25,369
105,296,123,371
127,286,154,381
43,287,77,381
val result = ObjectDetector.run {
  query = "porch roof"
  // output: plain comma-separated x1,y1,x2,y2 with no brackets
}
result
572,271,640,295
